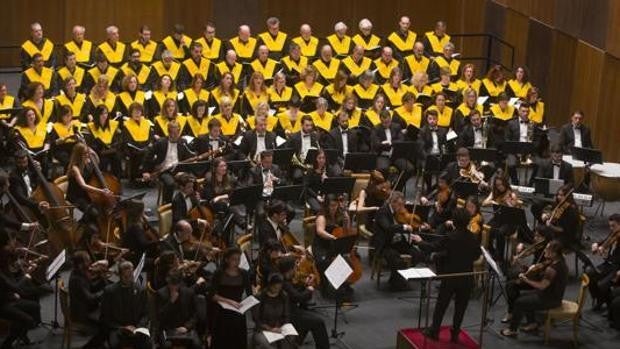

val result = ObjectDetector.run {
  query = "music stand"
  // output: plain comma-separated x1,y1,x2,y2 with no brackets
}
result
226,159,252,173
304,148,320,166
453,181,479,198
344,153,377,172
391,141,419,160
468,147,499,163
501,141,534,156
321,177,356,197
571,146,603,165
321,148,341,165
272,148,295,167
174,161,212,176
492,204,527,271
534,177,564,197
229,185,263,207
271,185,305,202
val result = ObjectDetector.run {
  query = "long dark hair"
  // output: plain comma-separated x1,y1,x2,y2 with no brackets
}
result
92,104,110,130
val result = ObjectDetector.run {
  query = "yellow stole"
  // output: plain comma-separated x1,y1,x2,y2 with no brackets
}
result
55,93,86,119
341,56,372,78
15,123,47,149
229,37,257,59
374,58,400,79
324,85,352,107
294,81,324,99
281,56,308,74
268,86,293,109
410,85,434,99
277,112,302,133
216,61,243,83
183,88,210,112
124,117,152,142
88,120,119,145
194,37,223,60
292,36,319,57
22,99,54,124
427,105,453,127
250,59,278,79
162,35,191,59
404,55,430,75
97,41,126,64
90,93,116,112
244,89,269,112
118,91,146,111
24,67,54,89
57,66,85,87
395,105,423,128
64,40,92,63
434,56,460,76
352,84,379,101
363,109,384,126
182,58,212,80
0,95,16,120
529,101,545,124
312,58,341,81
381,83,407,107
212,113,242,136
185,116,209,137
431,82,458,94
130,40,158,63
88,66,119,83
456,103,483,118
310,111,334,132
52,121,79,143
246,115,278,131
482,79,506,97
120,63,151,85
151,61,182,80
387,31,417,52
257,32,288,52
348,109,363,127
490,104,515,121
22,39,54,61
424,32,451,54
507,79,532,99
211,88,240,106
152,90,177,109
456,79,481,95
154,115,186,137
352,34,381,51
326,34,351,56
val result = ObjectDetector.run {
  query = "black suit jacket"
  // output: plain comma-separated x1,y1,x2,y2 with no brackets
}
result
505,119,543,149
372,204,408,251
171,192,199,224
257,217,280,247
101,282,148,329
417,125,448,157
534,160,574,184
238,130,276,160
286,131,319,157
143,138,194,172
417,228,481,275
68,270,106,323
371,124,403,154
192,135,228,157
246,164,287,187
456,124,490,149
8,168,40,212
327,126,359,157
558,123,593,154
156,285,197,331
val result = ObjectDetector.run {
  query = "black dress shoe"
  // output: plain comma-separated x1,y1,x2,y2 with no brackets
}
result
422,328,438,340
451,329,460,343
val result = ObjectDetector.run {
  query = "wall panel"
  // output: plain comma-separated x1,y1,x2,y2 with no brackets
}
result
553,0,584,38
525,19,552,97
606,0,620,58
579,0,609,49
570,41,605,134
595,55,620,161
503,9,529,67
529,0,555,26
544,31,577,127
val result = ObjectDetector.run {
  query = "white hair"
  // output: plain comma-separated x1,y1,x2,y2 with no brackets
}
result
239,25,251,33
359,18,372,30
31,22,42,30
106,26,118,35
334,22,347,32
300,24,311,33
72,25,85,34
161,50,173,59
444,42,455,51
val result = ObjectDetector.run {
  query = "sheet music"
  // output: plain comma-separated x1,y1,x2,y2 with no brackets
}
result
477,96,489,105
481,246,503,279
239,252,250,271
275,136,287,147
269,108,277,116
324,254,353,290
177,92,185,100
46,249,66,281
508,97,520,107
233,135,243,146
446,129,458,141
263,323,298,343
182,135,195,144
133,253,146,283
133,327,150,337
398,267,436,280
218,295,260,314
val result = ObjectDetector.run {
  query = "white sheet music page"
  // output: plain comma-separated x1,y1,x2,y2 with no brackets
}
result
324,254,353,289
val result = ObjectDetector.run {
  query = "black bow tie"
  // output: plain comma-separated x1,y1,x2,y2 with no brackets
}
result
474,127,482,132
262,168,269,173
257,134,265,138
341,130,348,135
553,163,561,167
520,120,528,124
302,134,310,138
430,127,437,132
573,125,581,130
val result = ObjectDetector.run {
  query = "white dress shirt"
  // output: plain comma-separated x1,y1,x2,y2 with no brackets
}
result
163,141,179,168
573,127,583,148
256,133,267,156
430,129,440,155
519,122,529,142
473,127,483,148
22,172,33,197
301,132,312,160
341,128,349,155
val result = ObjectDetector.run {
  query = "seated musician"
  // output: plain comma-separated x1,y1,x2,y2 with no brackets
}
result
202,157,245,227
252,273,298,349
501,240,568,337
278,257,330,349
456,110,487,149
247,150,289,218
287,114,319,183
192,118,231,160
150,251,180,290
505,102,543,184
558,110,593,154
68,250,108,348
155,269,202,349
419,173,454,231
304,149,329,214
609,273,620,329
0,241,42,348
0,171,42,237
9,149,49,221
482,174,523,262
257,239,285,288
258,200,291,248
66,142,115,232
586,214,620,311
371,109,414,191
49,105,79,169
325,111,358,175
536,184,580,250
372,191,425,291
172,173,200,224
121,199,159,262
87,104,123,179
121,102,154,184
530,144,575,219
462,196,483,240
238,114,277,163
101,261,151,349
417,109,448,190
142,120,194,204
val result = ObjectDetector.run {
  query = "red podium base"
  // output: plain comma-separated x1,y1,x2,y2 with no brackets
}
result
396,327,480,349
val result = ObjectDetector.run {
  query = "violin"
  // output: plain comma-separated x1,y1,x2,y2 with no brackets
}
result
596,229,620,256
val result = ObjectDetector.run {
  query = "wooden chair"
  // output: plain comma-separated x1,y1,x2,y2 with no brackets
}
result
58,279,72,349
543,273,590,345
303,215,317,248
157,203,173,238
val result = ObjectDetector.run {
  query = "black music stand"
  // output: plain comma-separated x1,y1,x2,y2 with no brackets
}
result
272,148,295,167
468,147,499,163
175,161,212,177
322,177,356,197
404,124,421,140
344,153,376,172
534,177,565,197
391,141,419,160
229,185,263,208
453,181,479,199
271,185,305,202
501,141,534,157
304,148,320,166
571,146,603,165
492,204,527,275
321,148,341,166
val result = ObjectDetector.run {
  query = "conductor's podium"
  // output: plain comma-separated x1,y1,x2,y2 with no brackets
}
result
397,327,480,349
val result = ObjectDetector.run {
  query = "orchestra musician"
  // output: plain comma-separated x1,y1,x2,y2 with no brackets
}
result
202,157,245,227
418,109,448,191
256,239,285,288
304,149,329,214
141,120,194,204
252,273,298,349
372,191,425,291
287,115,319,183
0,171,42,241
587,214,620,311
505,102,544,185
246,150,289,219
257,200,290,248
238,115,276,163
411,207,481,343
558,110,593,154
171,173,200,223
371,109,414,190
9,149,49,222
530,144,574,219
501,240,568,338
536,184,580,250
324,111,358,175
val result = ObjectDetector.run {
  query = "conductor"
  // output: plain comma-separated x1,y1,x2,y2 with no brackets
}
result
411,207,481,343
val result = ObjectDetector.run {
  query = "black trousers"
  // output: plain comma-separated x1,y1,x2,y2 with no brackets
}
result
586,262,619,303
290,307,330,349
0,299,40,348
384,241,425,287
509,293,558,330
160,172,176,204
506,279,535,313
609,288,620,329
109,329,152,349
429,277,473,333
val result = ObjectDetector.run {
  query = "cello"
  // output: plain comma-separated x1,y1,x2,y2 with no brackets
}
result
16,141,76,253
331,195,363,284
